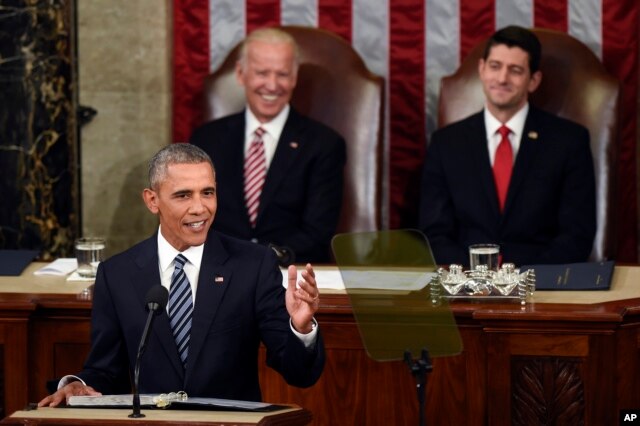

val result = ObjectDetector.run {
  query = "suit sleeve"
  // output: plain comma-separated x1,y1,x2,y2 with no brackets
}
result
419,133,468,265
254,249,325,387
76,263,131,394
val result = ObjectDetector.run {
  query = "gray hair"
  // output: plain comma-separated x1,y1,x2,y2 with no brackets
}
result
239,27,300,70
148,144,214,189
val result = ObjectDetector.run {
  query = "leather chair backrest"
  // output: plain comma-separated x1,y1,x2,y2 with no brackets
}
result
438,28,619,261
201,26,386,234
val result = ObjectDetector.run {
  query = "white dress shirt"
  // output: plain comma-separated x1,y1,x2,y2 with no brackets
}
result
244,104,290,168
484,103,529,165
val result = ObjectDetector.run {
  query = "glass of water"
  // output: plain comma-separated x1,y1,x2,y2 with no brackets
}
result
469,243,500,272
75,237,106,278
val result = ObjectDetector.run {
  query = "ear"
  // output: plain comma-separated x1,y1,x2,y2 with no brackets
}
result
478,58,486,75
235,60,245,87
528,70,542,93
142,188,159,215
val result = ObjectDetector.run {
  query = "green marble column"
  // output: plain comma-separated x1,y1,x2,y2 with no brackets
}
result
0,0,78,259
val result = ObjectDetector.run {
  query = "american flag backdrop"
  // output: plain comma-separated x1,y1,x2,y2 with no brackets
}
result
172,0,640,261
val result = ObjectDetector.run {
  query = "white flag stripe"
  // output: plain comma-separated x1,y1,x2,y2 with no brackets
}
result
281,0,318,27
496,0,533,29
568,0,602,59
425,0,460,135
352,0,389,78
209,0,245,72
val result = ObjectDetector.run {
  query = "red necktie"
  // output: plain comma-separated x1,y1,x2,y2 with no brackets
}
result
493,125,513,211
244,127,267,227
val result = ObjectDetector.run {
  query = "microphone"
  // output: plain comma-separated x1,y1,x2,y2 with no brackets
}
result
269,243,295,266
129,286,168,418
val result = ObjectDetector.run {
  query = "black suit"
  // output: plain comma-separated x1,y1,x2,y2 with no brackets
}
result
77,231,325,401
419,106,596,266
190,108,346,263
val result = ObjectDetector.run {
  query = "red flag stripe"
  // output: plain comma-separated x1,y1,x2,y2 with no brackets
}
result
318,0,353,43
172,0,210,143
533,0,568,31
602,0,639,261
459,0,495,59
388,0,426,227
246,0,280,32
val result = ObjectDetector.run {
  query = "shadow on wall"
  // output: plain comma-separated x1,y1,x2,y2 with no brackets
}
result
107,160,158,256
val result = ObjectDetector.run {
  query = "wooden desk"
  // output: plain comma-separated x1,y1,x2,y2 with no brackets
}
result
1,263,640,425
2,406,311,425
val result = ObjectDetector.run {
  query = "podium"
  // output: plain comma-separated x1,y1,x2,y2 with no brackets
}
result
1,406,311,425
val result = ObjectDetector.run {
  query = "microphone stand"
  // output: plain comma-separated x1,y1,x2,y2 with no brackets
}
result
404,348,432,426
129,301,160,418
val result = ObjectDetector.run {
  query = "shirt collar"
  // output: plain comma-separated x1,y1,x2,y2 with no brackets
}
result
245,104,290,142
484,103,529,137
157,226,204,272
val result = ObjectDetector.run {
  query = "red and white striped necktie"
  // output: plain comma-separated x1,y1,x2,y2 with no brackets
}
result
244,127,267,227
493,125,513,212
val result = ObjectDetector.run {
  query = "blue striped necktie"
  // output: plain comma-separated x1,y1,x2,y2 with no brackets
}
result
169,254,193,368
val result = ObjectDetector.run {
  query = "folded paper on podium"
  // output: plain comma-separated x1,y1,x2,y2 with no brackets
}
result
331,230,462,361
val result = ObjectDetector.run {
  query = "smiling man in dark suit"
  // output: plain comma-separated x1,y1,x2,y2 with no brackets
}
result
419,26,596,267
39,143,324,406
190,27,346,265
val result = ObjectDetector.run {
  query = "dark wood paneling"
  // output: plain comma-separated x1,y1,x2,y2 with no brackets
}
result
1,292,640,425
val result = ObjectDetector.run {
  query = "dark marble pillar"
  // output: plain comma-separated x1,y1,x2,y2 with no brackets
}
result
0,0,78,259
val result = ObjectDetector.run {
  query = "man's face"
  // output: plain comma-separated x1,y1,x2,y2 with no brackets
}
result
143,162,217,252
478,44,541,118
236,39,298,123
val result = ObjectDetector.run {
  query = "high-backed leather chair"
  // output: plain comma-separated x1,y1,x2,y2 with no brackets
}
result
438,28,619,261
201,26,386,235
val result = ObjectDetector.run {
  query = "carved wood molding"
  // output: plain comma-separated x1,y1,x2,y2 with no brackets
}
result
512,357,585,426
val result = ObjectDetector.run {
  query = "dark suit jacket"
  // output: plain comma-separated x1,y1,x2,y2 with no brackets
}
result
419,106,596,266
190,108,346,263
77,231,325,401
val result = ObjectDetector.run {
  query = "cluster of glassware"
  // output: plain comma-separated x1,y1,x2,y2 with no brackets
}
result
430,263,536,305
152,391,188,408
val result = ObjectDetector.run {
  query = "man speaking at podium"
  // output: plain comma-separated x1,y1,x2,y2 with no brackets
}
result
39,143,324,406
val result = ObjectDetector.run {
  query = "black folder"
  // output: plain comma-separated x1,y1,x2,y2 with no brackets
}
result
0,250,39,276
521,261,615,291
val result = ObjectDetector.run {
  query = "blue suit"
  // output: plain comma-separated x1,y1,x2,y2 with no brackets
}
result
419,106,596,266
190,108,346,263
78,231,325,401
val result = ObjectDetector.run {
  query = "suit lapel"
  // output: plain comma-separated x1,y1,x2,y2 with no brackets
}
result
466,114,501,217
131,235,185,378
223,114,252,227
504,108,540,214
184,232,232,383
257,109,304,224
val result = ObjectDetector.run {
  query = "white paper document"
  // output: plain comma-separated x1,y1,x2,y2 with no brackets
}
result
33,258,77,276
282,268,436,291
67,394,276,411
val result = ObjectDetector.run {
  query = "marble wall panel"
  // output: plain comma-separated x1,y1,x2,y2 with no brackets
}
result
0,0,78,259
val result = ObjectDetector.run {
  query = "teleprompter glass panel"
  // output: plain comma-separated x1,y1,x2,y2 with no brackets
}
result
331,229,462,361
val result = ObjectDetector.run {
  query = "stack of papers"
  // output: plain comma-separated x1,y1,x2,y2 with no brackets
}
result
33,258,94,282
33,258,77,276
68,394,283,412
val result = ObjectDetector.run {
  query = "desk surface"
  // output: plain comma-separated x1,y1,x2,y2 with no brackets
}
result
316,265,640,304
2,406,311,425
1,263,640,305
0,263,91,295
